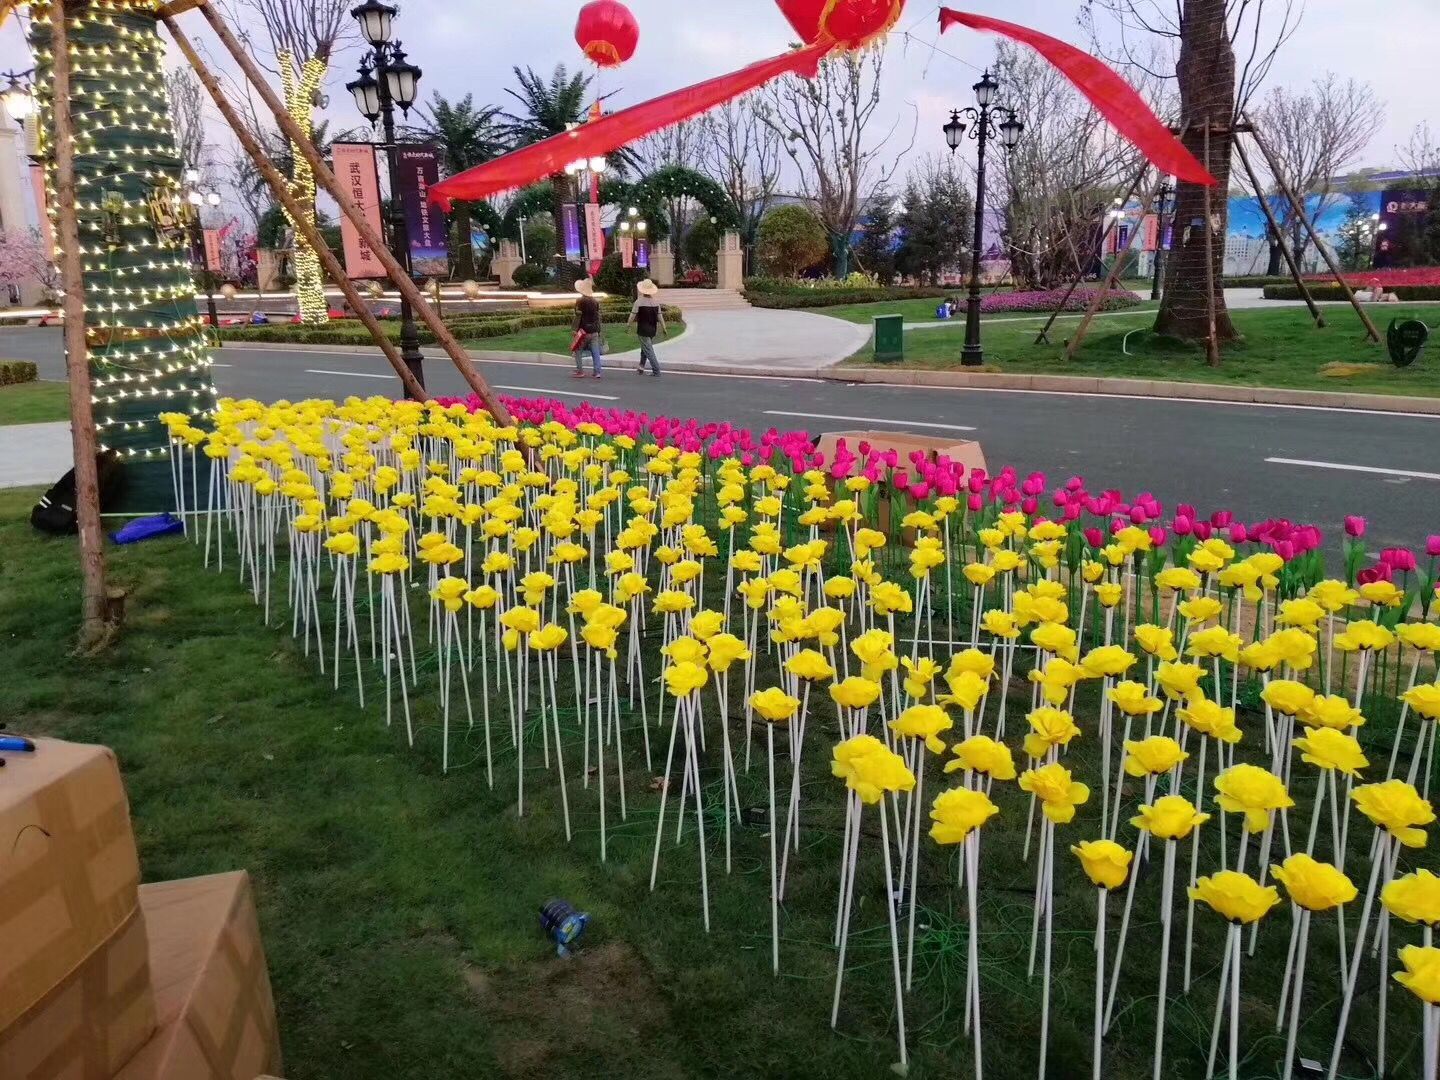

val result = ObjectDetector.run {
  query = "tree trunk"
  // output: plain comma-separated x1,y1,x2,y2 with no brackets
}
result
279,54,330,325
1265,227,1284,277
453,202,475,279
1154,0,1239,343
551,174,570,262
831,233,850,277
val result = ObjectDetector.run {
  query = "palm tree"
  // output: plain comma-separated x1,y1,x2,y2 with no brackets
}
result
498,65,594,260
411,92,505,278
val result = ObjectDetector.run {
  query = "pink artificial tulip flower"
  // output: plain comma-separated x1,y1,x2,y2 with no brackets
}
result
1344,515,1367,538
1192,521,1213,541
1085,527,1104,548
1211,510,1233,529
1150,527,1168,548
1229,523,1248,544
968,493,984,513
1428,535,1440,558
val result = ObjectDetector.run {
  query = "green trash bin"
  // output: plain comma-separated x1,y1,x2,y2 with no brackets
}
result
873,314,904,363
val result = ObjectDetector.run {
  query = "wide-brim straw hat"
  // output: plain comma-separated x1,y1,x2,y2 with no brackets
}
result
574,278,596,297
637,279,659,297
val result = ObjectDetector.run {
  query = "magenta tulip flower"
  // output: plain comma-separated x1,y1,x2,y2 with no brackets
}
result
1344,515,1367,538
1428,535,1440,558
1229,523,1248,544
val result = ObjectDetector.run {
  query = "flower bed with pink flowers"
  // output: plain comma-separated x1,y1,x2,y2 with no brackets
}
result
978,287,1145,314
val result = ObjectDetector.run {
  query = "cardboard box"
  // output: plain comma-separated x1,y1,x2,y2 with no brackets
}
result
0,738,156,1078
116,871,281,1080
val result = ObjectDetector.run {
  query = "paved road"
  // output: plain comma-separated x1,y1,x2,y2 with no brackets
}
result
4,326,1438,552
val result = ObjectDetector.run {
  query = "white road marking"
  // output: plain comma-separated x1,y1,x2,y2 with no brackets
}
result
765,410,976,432
1265,457,1440,481
494,385,618,401
304,369,394,379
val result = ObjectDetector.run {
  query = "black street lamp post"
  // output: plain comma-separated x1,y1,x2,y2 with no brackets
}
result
184,169,223,328
348,1,425,396
944,71,1023,367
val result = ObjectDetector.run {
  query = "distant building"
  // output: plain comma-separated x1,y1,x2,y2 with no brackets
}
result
0,101,44,307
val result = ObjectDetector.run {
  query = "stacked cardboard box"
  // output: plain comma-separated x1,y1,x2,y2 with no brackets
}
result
0,738,282,1080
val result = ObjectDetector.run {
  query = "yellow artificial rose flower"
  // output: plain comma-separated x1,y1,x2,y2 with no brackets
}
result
1013,591,1069,627
1083,645,1138,679
464,585,500,611
901,656,943,699
1134,624,1179,662
830,676,883,711
1030,657,1089,706
1383,869,1440,927
1071,839,1133,890
1293,727,1369,776
947,647,997,683
1026,707,1081,749
944,735,1017,780
751,687,802,723
1109,680,1164,718
1187,546,1227,575
1352,780,1435,848
663,661,709,698
1262,679,1315,717
1394,946,1440,1004
662,636,708,667
1398,623,1440,653
580,622,620,659
1334,619,1398,653
1031,622,1078,660
1238,640,1283,674
1219,561,1263,602
1272,854,1357,913
614,572,651,604
832,734,885,779
731,550,763,574
943,670,990,714
854,528,887,558
1155,661,1206,701
653,590,696,615
869,581,914,616
1213,764,1294,832
687,610,725,641
1301,694,1365,731
1093,582,1124,609
983,609,1020,639
1132,795,1210,840
1156,566,1203,593
1179,596,1223,624
430,577,470,613
1178,696,1242,744
1309,579,1359,614
1360,580,1405,609
1402,683,1440,721
890,704,954,754
325,532,360,558
1189,871,1281,925
823,575,857,600
804,608,847,648
1123,736,1187,777
1276,597,1326,632
527,623,569,651
1187,625,1242,662
1081,561,1106,584
842,741,916,804
1268,629,1318,671
369,552,411,575
930,787,1000,845
785,648,836,683
851,628,899,677
705,633,749,673
1018,763,1090,824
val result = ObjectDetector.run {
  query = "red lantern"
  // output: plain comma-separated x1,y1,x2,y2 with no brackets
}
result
575,0,639,68
775,0,905,50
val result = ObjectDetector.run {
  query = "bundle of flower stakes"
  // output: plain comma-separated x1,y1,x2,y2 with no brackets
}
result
161,395,1440,1079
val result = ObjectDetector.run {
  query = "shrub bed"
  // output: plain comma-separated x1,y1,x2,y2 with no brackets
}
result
218,305,682,347
1262,284,1440,302
744,284,949,309
0,360,38,385
979,287,1145,313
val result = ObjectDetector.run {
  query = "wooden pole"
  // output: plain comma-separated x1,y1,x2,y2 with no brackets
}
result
49,0,112,649
164,21,426,400
177,4,515,423
1201,123,1221,367
1065,179,1160,360
1246,114,1382,343
1233,135,1326,329
1037,162,1150,345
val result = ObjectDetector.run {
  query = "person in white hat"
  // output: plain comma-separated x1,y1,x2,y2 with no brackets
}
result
571,278,604,378
627,279,666,377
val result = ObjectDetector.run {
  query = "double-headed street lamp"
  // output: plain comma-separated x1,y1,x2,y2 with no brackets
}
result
564,152,608,272
347,0,425,395
184,169,223,327
617,205,647,267
1,69,35,120
944,70,1024,367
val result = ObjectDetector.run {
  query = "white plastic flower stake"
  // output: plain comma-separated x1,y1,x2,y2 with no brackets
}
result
650,663,712,931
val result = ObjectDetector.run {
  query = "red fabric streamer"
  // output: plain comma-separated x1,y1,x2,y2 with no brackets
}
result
430,43,831,209
938,8,1216,187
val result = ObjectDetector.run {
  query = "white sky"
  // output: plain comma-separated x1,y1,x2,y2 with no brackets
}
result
1,0,1433,183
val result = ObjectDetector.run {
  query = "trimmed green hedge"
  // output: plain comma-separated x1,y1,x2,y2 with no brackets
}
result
744,285,950,310
218,305,682,347
1261,284,1440,302
1223,275,1293,288
0,360,38,385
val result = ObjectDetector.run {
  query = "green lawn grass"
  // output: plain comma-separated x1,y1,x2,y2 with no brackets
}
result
0,380,69,425
1,488,1422,1079
844,306,1440,396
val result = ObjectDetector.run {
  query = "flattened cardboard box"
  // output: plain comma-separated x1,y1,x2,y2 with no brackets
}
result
116,871,282,1080
0,738,156,1078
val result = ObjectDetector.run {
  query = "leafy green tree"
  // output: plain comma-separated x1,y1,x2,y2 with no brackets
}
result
411,92,504,279
854,191,898,285
684,216,721,273
757,204,828,278
499,65,593,259
895,158,972,285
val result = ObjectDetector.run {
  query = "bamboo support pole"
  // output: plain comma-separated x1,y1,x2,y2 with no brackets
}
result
48,0,112,649
1202,122,1220,367
1065,179,1161,360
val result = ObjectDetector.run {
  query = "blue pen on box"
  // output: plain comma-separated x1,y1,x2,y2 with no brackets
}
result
0,736,36,752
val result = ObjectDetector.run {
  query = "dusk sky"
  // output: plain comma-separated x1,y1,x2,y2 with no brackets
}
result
1,0,1433,185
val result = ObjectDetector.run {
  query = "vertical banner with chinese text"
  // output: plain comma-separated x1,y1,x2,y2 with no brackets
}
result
333,142,386,279
395,145,448,279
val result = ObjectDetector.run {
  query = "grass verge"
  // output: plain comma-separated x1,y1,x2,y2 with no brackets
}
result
844,306,1440,397
0,380,69,425
0,489,1421,1079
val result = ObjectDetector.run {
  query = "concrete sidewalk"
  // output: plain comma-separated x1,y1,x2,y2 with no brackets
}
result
0,420,69,490
607,307,871,372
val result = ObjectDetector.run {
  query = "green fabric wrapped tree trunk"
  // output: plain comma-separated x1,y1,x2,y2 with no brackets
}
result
30,0,218,512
